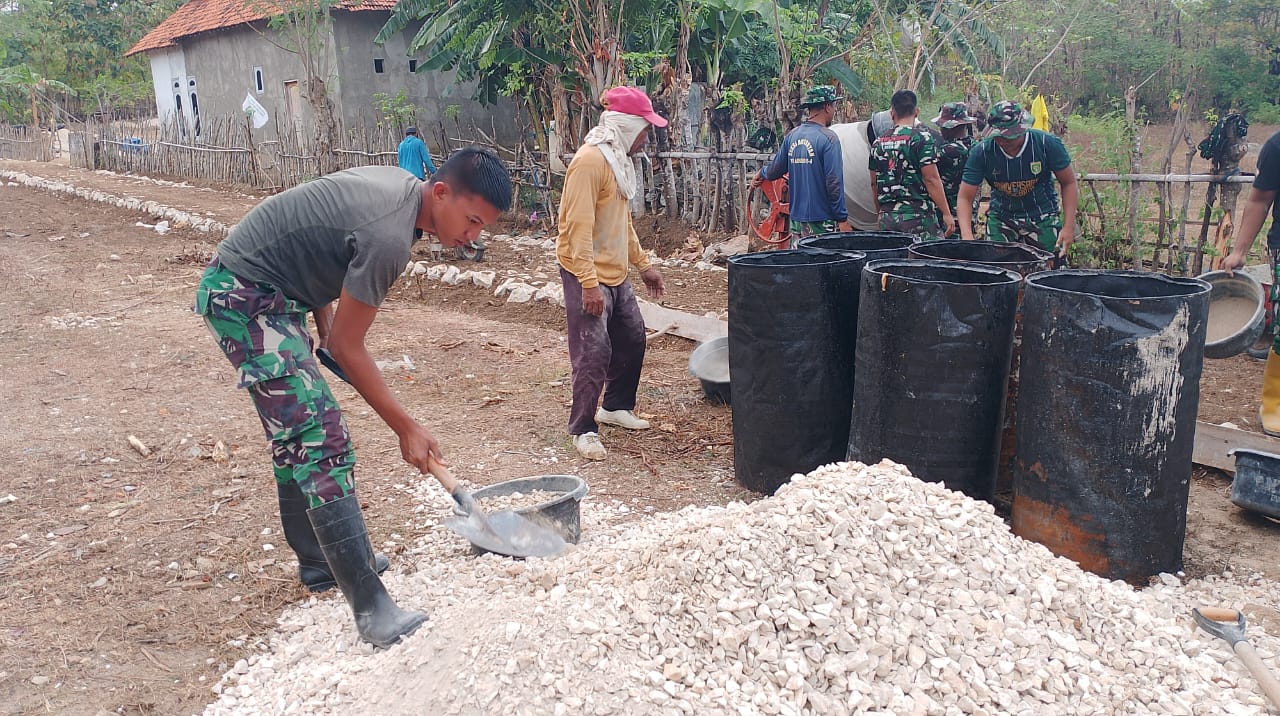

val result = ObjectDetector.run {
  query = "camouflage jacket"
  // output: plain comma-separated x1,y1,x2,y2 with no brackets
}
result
937,135,975,213
868,126,940,219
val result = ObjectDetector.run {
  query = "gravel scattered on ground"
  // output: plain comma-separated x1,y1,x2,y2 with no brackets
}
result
200,459,1280,716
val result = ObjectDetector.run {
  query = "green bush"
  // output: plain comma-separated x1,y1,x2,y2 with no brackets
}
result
1251,102,1280,125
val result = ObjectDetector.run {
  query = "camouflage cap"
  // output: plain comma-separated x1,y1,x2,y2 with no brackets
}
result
932,102,977,129
987,101,1028,139
799,85,843,108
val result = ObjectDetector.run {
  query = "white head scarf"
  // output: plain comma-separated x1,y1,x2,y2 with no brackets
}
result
583,110,652,200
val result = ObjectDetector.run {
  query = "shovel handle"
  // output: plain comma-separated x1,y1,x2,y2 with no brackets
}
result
1200,607,1244,622
425,456,481,515
1234,641,1280,710
425,455,459,492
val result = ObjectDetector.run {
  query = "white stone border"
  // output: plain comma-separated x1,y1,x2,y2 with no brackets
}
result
1,170,231,236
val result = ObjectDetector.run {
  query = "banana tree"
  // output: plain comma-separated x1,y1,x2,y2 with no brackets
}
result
0,64,76,128
379,0,651,148
861,0,1009,91
691,0,770,89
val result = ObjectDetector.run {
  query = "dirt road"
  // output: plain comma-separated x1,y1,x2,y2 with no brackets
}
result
0,161,1276,714
0,174,740,714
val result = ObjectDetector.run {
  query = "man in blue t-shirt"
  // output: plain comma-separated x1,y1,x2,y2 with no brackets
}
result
957,101,1078,256
397,126,437,180
1223,128,1280,435
752,85,853,245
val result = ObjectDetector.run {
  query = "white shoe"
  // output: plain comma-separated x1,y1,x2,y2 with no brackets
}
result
595,408,651,430
573,432,607,460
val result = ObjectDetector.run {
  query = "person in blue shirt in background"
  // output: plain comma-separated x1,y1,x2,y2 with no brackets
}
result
752,86,852,246
397,126,436,180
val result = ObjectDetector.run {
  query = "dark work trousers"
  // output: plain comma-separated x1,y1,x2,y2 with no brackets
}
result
560,267,647,435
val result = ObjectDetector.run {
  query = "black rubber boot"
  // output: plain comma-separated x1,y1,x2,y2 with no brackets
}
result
307,495,426,648
278,482,389,593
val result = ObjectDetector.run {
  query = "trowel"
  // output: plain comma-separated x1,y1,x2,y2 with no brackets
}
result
425,456,566,559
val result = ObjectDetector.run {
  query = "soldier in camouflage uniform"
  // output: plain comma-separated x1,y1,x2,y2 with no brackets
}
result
932,102,979,234
195,149,511,648
868,89,956,240
958,101,1078,255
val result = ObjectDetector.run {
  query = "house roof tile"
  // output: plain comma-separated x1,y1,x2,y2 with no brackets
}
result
126,0,398,57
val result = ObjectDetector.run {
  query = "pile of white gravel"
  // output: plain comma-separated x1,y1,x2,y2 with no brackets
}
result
201,460,1279,715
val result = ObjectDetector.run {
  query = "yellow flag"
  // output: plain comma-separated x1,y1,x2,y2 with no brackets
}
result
1031,94,1051,132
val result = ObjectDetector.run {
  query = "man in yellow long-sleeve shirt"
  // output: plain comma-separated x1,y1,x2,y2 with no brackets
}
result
557,86,667,460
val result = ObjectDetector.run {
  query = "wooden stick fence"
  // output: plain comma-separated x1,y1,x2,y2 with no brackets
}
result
1077,174,1258,275
8,114,1267,276
0,125,54,162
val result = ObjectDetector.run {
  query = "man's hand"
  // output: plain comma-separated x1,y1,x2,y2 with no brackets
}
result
313,302,335,350
398,423,444,474
582,286,605,316
1223,251,1248,276
750,173,764,189
837,221,853,232
942,214,957,238
1055,225,1075,256
640,267,665,300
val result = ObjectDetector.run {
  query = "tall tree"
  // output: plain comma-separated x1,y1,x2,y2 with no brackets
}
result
245,0,343,173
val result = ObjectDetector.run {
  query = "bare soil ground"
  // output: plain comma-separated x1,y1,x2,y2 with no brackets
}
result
0,158,1277,715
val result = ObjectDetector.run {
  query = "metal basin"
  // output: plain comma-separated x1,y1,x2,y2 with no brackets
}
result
689,336,730,404
1199,270,1265,359
453,475,589,544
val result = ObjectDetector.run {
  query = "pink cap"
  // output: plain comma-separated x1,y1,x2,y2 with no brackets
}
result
603,86,668,127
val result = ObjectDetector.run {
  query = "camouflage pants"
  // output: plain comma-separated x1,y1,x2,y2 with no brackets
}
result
879,211,943,240
195,258,355,508
987,212,1061,252
788,219,838,248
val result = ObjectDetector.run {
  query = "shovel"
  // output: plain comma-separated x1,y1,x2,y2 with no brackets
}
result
425,456,566,559
316,348,351,385
1193,607,1280,709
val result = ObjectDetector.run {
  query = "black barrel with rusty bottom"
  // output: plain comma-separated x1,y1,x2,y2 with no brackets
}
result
798,231,916,263
1012,270,1210,583
848,259,1021,501
907,240,1055,508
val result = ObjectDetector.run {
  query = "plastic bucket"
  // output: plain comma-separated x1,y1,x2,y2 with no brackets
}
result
1012,270,1210,583
848,259,1021,501
1229,449,1280,519
457,475,590,544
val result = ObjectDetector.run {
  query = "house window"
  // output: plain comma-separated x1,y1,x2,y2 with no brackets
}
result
254,67,264,94
174,93,186,138
373,58,384,73
408,60,418,73
187,77,200,138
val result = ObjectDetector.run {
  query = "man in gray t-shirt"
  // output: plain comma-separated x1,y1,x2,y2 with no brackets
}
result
195,148,512,648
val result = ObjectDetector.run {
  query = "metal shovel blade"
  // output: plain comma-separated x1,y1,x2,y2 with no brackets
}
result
1193,607,1248,646
316,348,351,385
443,509,566,559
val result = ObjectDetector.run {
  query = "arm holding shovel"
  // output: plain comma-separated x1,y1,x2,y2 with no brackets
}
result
326,287,444,469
